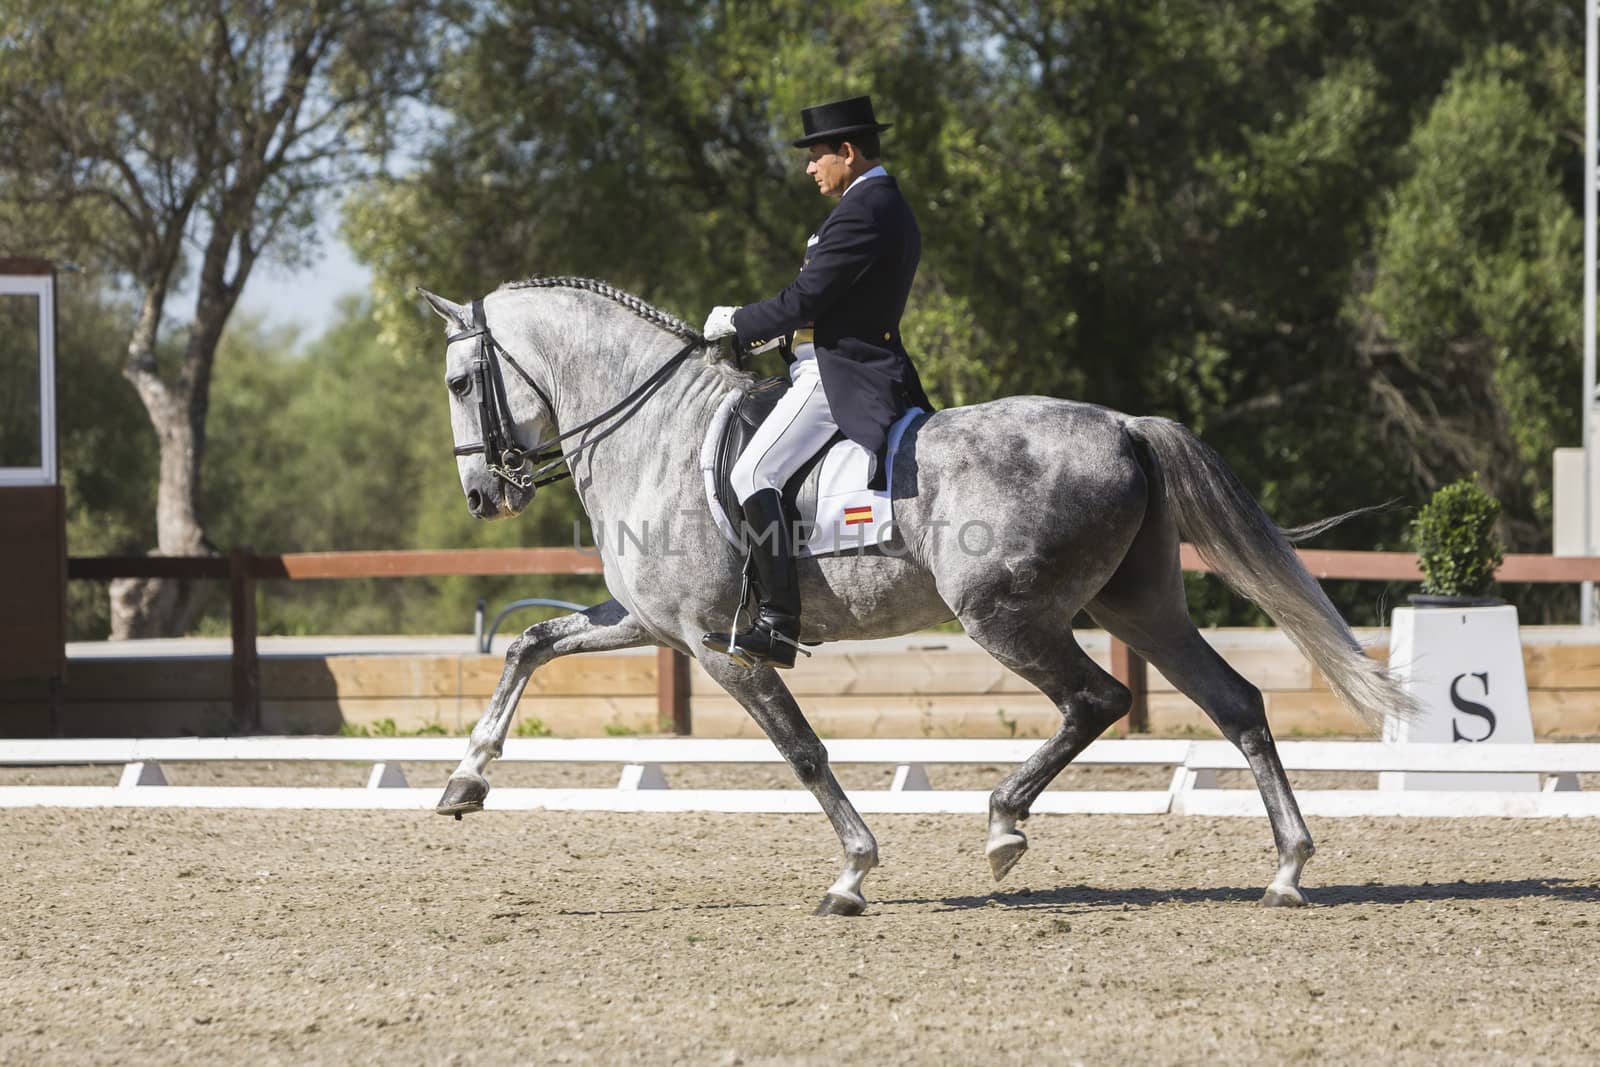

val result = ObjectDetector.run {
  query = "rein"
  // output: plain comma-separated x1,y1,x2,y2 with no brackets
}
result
449,298,702,490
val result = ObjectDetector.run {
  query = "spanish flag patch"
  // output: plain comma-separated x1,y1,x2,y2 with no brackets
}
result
843,505,874,526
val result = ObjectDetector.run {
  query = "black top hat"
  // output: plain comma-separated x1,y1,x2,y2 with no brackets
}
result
792,95,892,148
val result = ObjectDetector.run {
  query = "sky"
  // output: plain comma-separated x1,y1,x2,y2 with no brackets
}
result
237,212,372,345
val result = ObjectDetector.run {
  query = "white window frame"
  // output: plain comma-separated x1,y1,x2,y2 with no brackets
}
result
0,272,56,486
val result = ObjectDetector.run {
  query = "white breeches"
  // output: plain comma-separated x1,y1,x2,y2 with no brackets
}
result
729,353,840,504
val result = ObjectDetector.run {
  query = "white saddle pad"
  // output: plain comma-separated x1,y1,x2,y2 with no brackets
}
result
700,398,924,558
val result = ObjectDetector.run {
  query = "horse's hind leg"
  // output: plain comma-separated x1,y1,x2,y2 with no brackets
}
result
1090,551,1314,906
436,600,652,816
1115,623,1312,906
697,651,879,915
959,613,1132,882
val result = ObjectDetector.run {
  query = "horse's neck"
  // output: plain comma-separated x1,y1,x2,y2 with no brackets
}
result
553,333,687,425
553,333,744,523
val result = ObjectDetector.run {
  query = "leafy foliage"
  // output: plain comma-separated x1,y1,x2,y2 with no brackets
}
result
1411,477,1506,598
17,1,1592,634
0,0,452,635
339,717,455,737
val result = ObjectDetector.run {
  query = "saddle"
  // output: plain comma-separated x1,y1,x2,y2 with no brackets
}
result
710,376,840,540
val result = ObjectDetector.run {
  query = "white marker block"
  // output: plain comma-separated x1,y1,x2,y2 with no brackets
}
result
889,764,932,791
118,761,168,787
1382,605,1539,791
367,762,409,789
1168,766,1219,792
616,763,669,790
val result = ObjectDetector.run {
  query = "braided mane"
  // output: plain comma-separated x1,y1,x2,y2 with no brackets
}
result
499,276,701,342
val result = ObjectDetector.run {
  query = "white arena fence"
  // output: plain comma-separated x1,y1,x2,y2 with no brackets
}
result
1,737,1597,817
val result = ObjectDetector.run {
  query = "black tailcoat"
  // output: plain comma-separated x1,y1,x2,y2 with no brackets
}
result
732,175,935,487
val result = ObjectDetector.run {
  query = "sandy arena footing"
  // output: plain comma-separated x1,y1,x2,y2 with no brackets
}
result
3,807,1597,1064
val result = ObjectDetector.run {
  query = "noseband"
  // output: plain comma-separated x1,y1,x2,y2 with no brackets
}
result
449,298,702,490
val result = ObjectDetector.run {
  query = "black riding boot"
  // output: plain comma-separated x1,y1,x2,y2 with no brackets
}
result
702,489,803,669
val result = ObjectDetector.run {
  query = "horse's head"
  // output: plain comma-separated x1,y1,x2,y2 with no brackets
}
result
419,287,550,520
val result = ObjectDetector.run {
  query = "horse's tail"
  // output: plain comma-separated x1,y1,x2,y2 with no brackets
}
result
1123,415,1419,731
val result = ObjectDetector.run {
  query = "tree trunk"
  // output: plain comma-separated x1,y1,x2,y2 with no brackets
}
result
107,412,214,638
109,286,215,639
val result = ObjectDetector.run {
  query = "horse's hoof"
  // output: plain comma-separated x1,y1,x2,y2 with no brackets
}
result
986,829,1028,882
435,773,488,816
813,891,866,917
1260,884,1308,908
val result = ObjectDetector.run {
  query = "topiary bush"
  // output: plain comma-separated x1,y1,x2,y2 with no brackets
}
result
1410,476,1505,598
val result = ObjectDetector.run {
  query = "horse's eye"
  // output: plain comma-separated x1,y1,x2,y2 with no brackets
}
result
448,374,472,397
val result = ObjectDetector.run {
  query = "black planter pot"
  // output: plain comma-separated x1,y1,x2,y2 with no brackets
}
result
1406,593,1505,608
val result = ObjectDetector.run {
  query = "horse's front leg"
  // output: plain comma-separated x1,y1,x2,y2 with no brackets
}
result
697,651,879,915
436,599,653,816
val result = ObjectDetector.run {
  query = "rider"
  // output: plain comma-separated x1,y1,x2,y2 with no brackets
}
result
701,95,935,670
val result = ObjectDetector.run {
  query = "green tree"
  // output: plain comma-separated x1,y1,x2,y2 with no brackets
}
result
0,0,449,636
347,0,958,351
922,2,1581,621
1360,46,1581,543
342,1,1582,627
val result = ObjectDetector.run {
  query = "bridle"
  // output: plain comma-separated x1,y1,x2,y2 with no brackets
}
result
448,298,701,491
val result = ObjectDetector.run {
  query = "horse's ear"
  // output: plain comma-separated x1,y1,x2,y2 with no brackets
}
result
417,287,469,330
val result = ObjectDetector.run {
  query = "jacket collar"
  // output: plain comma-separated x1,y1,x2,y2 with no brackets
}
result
841,165,889,198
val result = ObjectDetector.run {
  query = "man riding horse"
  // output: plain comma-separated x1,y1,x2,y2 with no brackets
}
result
700,95,935,671
422,95,1417,914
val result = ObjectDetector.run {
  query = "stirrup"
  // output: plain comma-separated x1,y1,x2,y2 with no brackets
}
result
700,563,754,661
700,542,810,668
702,612,812,669
725,621,811,670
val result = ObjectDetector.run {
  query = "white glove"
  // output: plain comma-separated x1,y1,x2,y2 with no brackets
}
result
702,305,739,340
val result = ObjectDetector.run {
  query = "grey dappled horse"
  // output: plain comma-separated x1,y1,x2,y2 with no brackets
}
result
420,277,1415,915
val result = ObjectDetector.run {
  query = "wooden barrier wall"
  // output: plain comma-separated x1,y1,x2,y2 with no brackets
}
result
0,485,65,682
58,545,1600,735
5,628,1600,738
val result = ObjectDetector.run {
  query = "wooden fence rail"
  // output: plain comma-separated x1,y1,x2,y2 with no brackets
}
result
66,547,1600,736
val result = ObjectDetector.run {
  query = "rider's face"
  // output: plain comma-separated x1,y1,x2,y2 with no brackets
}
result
806,142,856,198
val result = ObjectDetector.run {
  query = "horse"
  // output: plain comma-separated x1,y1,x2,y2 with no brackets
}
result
418,276,1415,915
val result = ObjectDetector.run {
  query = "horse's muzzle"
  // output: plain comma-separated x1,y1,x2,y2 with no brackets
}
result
466,482,533,520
